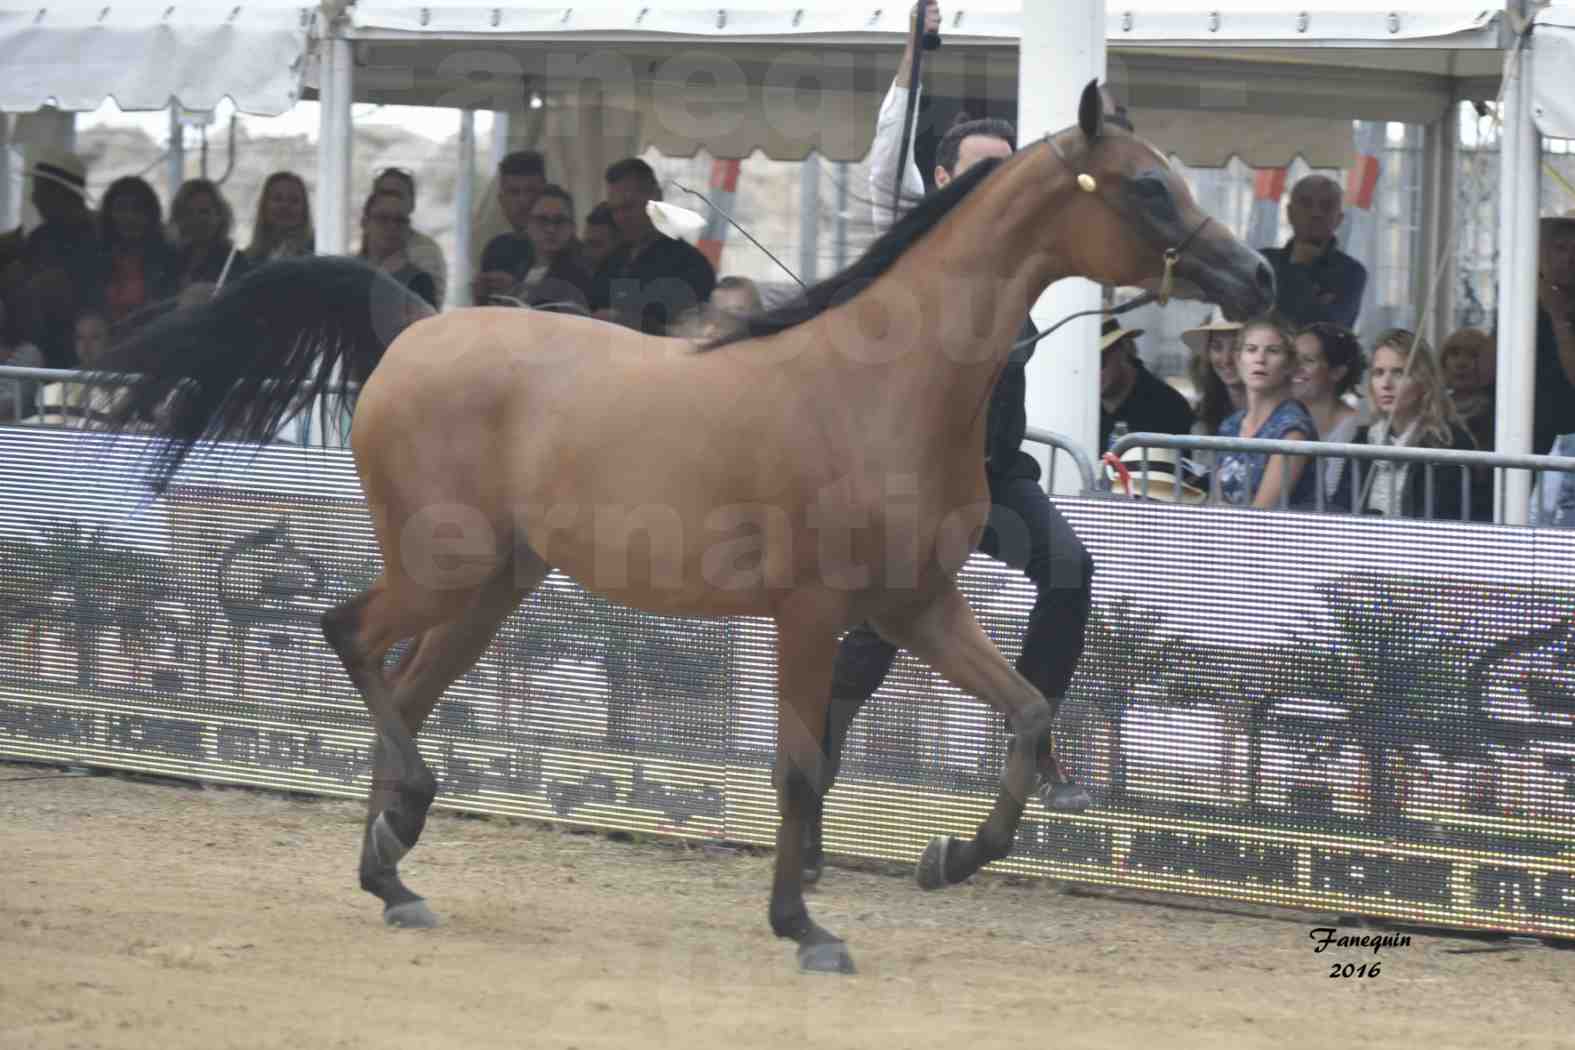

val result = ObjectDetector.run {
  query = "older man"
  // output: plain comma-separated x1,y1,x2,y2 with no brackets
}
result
1261,174,1368,329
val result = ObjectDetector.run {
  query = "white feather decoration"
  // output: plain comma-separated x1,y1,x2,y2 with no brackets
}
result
646,200,708,240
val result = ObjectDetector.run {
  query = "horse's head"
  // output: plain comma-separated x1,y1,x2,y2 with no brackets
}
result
1047,81,1275,322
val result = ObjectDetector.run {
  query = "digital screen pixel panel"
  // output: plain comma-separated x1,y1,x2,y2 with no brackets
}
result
1,428,1572,937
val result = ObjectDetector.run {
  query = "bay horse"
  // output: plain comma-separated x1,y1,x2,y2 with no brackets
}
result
98,81,1273,975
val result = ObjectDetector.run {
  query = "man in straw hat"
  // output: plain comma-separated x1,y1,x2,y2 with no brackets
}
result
1098,317,1196,452
1103,445,1210,505
1535,208,1575,455
21,150,100,367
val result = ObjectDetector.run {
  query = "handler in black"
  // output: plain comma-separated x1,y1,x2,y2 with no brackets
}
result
805,0,1095,885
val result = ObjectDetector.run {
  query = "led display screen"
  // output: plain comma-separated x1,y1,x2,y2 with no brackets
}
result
2,428,1572,936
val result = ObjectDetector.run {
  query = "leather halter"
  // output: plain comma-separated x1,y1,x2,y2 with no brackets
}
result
1043,128,1212,307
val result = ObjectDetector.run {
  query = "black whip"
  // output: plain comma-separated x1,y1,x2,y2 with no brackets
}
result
893,3,938,221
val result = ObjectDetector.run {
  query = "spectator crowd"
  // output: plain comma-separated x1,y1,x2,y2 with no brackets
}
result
1102,173,1575,522
2,140,1574,526
0,146,753,424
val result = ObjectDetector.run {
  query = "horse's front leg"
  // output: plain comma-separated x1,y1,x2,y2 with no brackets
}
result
876,583,1056,889
769,603,854,974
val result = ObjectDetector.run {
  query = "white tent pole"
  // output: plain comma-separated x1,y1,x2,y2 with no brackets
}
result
167,105,184,199
454,110,476,308
307,12,355,448
315,21,353,256
834,159,850,272
1020,0,1105,489
1494,30,1538,524
314,39,335,254
799,151,821,285
1420,110,1458,349
490,110,511,171
0,115,13,233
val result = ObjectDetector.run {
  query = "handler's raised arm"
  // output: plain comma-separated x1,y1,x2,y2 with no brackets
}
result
868,1,937,232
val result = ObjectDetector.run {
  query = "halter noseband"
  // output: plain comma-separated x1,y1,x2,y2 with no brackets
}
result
1043,129,1211,307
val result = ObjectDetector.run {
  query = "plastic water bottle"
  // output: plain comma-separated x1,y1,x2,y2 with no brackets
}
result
1109,420,1129,453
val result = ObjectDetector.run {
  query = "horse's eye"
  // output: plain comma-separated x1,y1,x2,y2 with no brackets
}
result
1134,177,1168,201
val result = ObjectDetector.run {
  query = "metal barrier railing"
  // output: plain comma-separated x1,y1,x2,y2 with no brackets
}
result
13,363,1573,526
0,364,357,448
1023,425,1097,494
1109,432,1575,525
2,365,1103,483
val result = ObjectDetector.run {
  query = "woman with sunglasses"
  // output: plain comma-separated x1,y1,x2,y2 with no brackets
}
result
517,185,593,313
373,168,447,308
358,189,436,310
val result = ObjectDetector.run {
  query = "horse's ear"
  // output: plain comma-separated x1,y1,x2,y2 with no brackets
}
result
1078,79,1104,142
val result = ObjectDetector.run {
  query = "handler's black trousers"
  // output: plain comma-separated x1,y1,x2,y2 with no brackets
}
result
821,471,1095,783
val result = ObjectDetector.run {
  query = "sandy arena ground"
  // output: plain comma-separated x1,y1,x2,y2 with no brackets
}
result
2,760,1572,1050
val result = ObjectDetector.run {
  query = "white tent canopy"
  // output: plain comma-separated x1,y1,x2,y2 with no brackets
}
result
1534,3,1575,139
330,2,1515,168
0,1,312,115
3,2,1568,157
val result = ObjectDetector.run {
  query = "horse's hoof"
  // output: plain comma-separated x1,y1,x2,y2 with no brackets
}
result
1041,779,1094,812
797,939,856,975
915,835,957,892
384,900,440,929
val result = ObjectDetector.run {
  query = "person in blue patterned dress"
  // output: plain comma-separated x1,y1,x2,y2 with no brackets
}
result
1215,312,1319,508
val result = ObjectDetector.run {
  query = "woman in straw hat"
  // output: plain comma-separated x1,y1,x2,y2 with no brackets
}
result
1182,313,1244,435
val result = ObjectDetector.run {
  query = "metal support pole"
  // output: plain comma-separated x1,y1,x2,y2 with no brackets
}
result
834,159,849,272
1420,112,1458,348
0,115,13,233
314,30,353,256
167,105,185,199
1019,0,1106,491
454,110,476,308
490,110,511,171
1494,27,1539,524
799,152,821,285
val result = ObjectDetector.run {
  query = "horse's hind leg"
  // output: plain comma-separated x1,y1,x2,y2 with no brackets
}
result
874,583,1056,890
768,598,855,974
326,555,546,926
803,624,899,885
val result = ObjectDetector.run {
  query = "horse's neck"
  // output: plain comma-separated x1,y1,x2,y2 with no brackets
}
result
842,148,1071,464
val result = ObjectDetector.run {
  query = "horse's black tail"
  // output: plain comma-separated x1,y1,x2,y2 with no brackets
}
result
96,255,433,495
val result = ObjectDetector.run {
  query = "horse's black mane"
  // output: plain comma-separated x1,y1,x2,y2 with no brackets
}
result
700,154,1010,350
